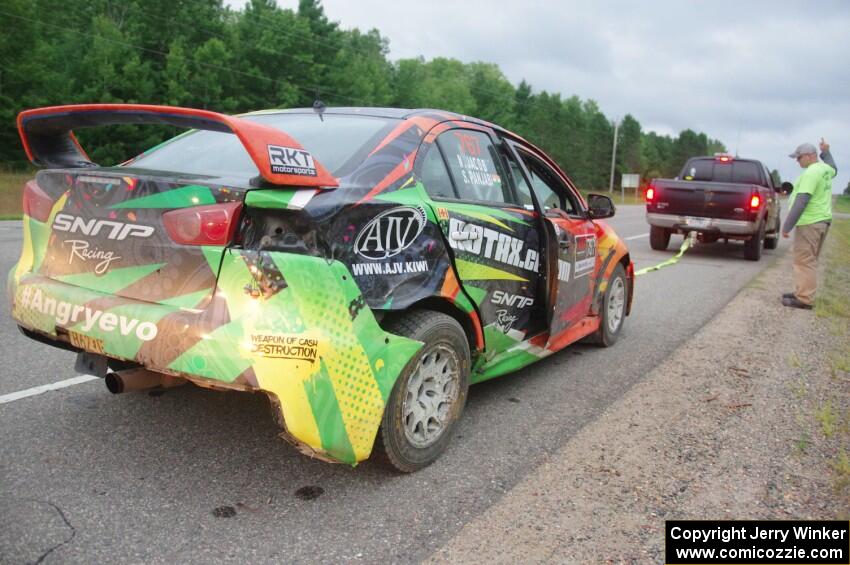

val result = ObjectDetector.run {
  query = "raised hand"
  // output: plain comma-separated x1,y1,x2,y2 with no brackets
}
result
819,137,830,153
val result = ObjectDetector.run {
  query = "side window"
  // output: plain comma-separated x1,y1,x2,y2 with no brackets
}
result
419,145,457,199
684,159,714,181
502,150,534,209
518,151,578,215
437,130,512,204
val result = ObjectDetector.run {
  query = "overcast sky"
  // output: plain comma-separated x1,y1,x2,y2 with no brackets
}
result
258,0,849,192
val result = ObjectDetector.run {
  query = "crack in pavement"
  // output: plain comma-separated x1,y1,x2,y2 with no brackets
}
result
26,499,76,565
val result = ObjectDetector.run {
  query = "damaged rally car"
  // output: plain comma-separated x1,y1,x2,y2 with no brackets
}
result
10,104,634,471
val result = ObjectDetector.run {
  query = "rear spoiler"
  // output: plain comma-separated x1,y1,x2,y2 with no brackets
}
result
16,104,339,188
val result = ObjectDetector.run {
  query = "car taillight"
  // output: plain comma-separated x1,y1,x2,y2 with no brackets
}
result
646,186,655,202
163,202,243,246
749,194,761,210
22,180,55,222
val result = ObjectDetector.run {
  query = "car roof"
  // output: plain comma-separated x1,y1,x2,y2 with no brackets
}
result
246,106,502,129
245,106,568,188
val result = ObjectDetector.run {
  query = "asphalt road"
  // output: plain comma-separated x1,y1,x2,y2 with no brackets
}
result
0,207,788,564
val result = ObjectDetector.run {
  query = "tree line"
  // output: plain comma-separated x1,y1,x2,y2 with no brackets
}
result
0,0,727,188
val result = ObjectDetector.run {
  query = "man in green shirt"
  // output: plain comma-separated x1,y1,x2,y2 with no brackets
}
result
781,138,837,310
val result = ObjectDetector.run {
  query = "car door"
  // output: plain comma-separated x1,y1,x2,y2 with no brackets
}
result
502,141,598,343
418,128,547,349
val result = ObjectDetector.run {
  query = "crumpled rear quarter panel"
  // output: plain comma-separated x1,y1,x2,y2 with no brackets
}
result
10,213,422,464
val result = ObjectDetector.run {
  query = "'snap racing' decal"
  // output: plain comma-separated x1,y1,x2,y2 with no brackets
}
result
354,206,427,260
494,309,519,333
447,217,539,272
267,145,318,177
52,213,155,241
63,239,121,275
491,290,534,308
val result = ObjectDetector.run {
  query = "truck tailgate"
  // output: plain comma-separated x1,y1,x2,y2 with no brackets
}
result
652,179,757,220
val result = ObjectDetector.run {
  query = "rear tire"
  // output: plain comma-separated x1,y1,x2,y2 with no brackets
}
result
649,226,670,250
744,220,765,261
377,310,470,473
587,264,627,347
764,215,780,250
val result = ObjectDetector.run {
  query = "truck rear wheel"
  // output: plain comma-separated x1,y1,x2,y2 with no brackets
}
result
764,215,780,250
743,220,765,261
649,226,670,250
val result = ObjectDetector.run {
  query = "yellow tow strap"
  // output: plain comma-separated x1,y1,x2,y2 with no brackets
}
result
634,232,697,276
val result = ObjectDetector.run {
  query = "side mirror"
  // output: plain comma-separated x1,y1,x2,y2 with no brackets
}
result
586,193,616,219
778,181,794,195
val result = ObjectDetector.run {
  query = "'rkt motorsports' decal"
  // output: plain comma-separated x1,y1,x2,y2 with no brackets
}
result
574,234,597,277
355,206,427,260
63,239,121,275
250,334,319,363
19,286,158,341
448,217,539,272
491,290,534,308
53,213,155,241
267,145,317,177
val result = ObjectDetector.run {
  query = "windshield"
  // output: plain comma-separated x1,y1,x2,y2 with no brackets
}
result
127,113,399,178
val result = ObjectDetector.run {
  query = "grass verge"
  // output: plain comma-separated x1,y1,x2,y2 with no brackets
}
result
834,194,850,215
0,171,31,220
815,217,850,500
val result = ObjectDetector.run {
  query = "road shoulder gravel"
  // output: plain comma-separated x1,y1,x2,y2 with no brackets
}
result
428,243,850,563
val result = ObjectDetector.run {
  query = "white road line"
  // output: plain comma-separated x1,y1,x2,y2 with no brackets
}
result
624,233,649,241
0,375,99,404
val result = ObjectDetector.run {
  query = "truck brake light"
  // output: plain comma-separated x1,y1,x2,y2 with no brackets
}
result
749,194,761,209
646,186,655,202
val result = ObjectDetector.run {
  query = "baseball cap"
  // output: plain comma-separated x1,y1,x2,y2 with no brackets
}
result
788,143,817,159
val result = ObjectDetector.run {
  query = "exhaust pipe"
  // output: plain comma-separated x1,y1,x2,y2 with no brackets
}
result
105,368,186,394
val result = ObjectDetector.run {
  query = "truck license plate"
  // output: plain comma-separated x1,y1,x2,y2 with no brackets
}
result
686,217,710,228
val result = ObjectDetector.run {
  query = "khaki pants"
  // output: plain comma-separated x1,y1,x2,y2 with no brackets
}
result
792,222,830,305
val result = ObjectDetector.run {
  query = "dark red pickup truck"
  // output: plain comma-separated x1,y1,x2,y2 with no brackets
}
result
645,155,781,261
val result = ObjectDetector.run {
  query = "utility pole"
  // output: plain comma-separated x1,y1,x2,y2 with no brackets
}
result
608,118,619,193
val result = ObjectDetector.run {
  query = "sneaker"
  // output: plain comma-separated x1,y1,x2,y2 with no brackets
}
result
782,292,795,299
781,296,813,310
